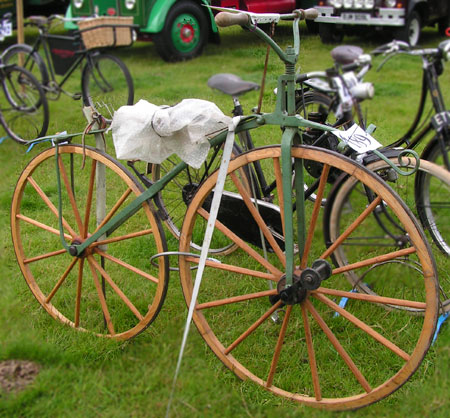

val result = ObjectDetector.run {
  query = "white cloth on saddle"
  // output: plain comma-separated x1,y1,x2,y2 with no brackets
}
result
111,99,231,169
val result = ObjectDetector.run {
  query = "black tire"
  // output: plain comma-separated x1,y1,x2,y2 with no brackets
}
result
395,11,421,46
0,64,49,144
296,91,336,125
2,43,49,86
82,53,134,122
420,134,450,171
319,23,344,44
153,1,208,62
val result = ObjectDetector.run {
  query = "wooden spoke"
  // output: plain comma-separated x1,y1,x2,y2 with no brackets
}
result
88,255,144,321
16,214,72,241
185,256,279,282
95,249,158,285
266,305,292,388
27,176,77,237
230,171,286,267
304,299,372,393
273,157,285,236
45,258,78,303
24,248,67,264
301,164,330,269
74,258,84,328
321,195,383,260
300,302,321,401
87,257,115,335
58,154,84,233
92,188,132,235
92,228,153,247
314,287,427,309
313,292,410,361
225,300,283,355
83,159,97,238
197,207,283,276
197,289,278,310
332,247,417,275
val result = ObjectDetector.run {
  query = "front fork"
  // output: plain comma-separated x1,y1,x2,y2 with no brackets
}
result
281,127,305,287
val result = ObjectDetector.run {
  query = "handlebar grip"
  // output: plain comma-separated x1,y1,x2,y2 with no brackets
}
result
302,8,319,20
215,12,250,28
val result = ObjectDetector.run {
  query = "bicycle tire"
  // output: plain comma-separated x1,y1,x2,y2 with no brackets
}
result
11,144,169,339
2,43,50,86
324,155,450,313
82,53,134,122
179,144,438,410
0,64,49,144
420,133,450,171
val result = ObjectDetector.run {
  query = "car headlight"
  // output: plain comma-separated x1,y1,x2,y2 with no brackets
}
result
125,0,136,10
330,0,343,7
354,0,364,9
73,0,84,9
385,0,397,7
343,0,354,8
364,0,375,8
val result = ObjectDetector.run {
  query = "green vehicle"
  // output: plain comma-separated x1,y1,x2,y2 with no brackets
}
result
65,0,318,62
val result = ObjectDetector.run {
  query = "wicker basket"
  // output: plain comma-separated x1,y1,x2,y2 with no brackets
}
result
78,16,133,50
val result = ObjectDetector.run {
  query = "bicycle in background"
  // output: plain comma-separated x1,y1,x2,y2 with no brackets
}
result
2,14,134,121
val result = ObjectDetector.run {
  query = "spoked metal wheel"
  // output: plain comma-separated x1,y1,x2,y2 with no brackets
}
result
179,145,438,410
11,145,169,339
325,156,450,313
151,143,246,256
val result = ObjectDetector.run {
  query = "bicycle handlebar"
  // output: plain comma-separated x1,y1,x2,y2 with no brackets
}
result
215,8,318,28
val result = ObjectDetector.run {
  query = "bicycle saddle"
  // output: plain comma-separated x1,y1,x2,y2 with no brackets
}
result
331,45,364,65
207,73,259,97
28,16,49,26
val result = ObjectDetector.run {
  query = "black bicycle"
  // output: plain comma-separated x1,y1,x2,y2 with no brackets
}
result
0,57,49,144
2,14,134,121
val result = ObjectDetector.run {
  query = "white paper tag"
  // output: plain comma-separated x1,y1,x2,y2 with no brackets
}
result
0,21,12,41
331,124,382,154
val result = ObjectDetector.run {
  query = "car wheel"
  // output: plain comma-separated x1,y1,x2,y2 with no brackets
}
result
395,11,421,46
154,1,208,62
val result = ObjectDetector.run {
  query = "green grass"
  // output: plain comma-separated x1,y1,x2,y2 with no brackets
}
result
1,21,450,417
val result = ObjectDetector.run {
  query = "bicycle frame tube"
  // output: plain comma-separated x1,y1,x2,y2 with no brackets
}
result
40,33,86,88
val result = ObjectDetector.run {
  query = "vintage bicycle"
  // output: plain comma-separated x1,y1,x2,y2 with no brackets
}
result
11,8,442,410
2,14,134,121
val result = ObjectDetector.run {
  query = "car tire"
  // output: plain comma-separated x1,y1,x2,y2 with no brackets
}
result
395,10,421,46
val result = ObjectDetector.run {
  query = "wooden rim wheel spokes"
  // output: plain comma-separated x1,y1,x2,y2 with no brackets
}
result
178,145,439,410
325,157,450,313
11,145,169,340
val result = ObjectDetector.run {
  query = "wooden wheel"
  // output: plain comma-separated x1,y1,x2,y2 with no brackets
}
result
178,145,438,410
11,145,169,339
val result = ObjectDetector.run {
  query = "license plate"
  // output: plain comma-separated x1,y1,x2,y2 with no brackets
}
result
0,21,12,41
342,13,370,22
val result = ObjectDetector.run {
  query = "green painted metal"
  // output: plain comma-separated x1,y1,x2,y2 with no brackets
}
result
170,12,201,53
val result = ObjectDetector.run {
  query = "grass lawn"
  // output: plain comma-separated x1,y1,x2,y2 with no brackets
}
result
0,19,449,417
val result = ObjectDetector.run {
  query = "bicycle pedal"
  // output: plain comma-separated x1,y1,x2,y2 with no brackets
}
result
73,93,82,100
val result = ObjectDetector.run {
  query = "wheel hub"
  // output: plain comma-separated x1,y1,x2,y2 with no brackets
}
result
276,259,332,305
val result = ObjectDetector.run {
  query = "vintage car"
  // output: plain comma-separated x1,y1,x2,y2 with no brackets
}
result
65,0,318,62
314,0,450,46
